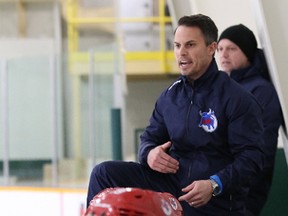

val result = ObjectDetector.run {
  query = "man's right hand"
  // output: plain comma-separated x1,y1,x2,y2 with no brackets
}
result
147,141,179,173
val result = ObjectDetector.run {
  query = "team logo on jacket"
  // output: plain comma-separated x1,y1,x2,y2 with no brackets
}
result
199,108,218,132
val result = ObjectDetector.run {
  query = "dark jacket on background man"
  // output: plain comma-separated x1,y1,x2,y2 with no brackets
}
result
229,49,283,215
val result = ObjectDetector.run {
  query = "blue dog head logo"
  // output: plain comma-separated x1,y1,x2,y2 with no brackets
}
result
199,108,218,132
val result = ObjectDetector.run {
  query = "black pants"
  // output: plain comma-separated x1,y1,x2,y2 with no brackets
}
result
86,160,200,216
86,160,244,216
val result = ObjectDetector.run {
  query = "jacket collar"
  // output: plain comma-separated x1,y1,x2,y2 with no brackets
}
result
230,49,270,82
181,58,219,89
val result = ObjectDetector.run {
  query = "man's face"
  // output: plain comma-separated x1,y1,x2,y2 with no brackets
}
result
174,25,216,81
217,39,250,74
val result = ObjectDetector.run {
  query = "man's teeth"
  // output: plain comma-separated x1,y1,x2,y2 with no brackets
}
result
180,61,189,65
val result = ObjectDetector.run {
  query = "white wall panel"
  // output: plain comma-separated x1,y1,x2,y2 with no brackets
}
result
252,0,288,154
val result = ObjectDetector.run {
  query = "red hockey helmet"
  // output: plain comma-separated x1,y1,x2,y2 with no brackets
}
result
85,187,183,216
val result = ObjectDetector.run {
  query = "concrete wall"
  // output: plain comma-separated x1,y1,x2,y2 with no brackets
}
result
252,0,288,151
124,78,176,159
0,2,56,38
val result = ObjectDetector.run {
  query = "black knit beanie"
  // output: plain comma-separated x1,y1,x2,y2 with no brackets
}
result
218,24,257,62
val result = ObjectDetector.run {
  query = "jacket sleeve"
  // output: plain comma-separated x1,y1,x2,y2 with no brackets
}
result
138,96,170,166
216,91,265,193
252,84,283,169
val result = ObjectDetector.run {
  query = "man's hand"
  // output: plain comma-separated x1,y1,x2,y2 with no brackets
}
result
178,180,213,208
147,141,179,173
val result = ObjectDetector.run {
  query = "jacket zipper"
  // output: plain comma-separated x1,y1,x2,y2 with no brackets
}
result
186,87,194,134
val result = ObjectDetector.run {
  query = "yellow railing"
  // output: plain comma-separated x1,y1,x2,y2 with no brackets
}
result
66,0,177,75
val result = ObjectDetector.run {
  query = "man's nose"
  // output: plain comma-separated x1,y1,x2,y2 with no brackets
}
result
220,49,229,57
179,47,188,55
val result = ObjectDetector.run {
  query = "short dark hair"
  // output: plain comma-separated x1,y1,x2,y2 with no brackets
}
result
175,14,218,46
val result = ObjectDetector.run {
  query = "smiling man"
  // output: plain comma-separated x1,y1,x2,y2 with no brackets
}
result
86,15,265,216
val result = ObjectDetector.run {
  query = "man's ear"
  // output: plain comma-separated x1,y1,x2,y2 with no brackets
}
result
208,42,218,56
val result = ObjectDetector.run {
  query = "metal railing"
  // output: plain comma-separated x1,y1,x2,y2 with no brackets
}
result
66,0,176,74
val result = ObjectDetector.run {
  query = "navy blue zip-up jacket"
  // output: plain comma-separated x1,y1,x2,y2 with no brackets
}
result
139,59,264,215
230,49,283,215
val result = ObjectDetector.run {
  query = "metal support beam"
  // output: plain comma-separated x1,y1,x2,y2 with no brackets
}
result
16,0,27,37
0,59,10,185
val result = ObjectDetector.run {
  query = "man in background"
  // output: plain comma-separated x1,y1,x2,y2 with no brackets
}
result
217,24,283,216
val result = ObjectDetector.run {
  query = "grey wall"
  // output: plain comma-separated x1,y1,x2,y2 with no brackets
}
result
254,0,288,136
124,78,177,160
0,2,55,38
